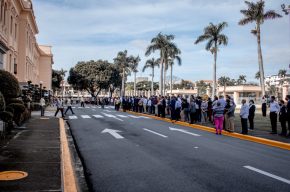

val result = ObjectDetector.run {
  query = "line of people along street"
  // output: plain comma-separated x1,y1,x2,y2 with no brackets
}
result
114,94,290,137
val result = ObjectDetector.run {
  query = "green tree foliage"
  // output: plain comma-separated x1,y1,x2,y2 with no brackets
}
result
196,80,209,95
52,69,65,91
237,75,247,85
0,70,21,100
67,60,122,97
173,80,194,90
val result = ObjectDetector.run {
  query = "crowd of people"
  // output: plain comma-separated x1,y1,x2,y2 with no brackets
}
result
114,94,290,137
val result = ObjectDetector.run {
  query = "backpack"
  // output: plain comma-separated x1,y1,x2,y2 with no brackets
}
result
190,102,196,113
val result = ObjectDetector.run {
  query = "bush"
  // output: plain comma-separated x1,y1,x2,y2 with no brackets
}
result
0,70,21,101
8,103,26,126
0,92,5,112
7,98,24,105
0,111,13,123
5,106,14,115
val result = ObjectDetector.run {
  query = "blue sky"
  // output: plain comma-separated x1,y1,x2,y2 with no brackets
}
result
33,0,290,82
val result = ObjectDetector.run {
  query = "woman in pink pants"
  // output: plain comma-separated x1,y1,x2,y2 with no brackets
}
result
213,102,225,135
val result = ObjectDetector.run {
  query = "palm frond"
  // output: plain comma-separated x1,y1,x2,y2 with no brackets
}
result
217,34,228,46
263,10,282,20
205,39,215,51
194,34,211,44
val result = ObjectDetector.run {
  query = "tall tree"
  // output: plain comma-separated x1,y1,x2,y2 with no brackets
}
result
255,71,260,80
239,0,282,96
196,80,209,96
278,69,287,78
129,56,141,96
52,69,65,91
143,58,160,95
218,76,231,96
237,75,247,85
113,50,131,97
167,49,182,94
146,33,180,95
195,22,228,99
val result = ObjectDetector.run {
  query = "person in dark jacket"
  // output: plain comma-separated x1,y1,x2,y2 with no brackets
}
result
286,95,290,137
279,100,287,136
248,100,256,130
261,95,267,117
170,96,176,121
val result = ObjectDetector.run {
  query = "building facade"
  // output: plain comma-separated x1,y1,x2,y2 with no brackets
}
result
0,0,53,90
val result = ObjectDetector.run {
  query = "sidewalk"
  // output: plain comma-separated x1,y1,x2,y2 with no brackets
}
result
0,111,61,191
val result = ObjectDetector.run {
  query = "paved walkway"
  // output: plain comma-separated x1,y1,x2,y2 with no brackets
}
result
0,113,61,191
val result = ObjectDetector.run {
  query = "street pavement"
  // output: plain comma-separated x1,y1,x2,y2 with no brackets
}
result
67,105,290,192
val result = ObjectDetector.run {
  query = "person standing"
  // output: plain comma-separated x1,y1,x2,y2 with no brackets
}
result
278,100,287,136
269,96,280,134
40,97,46,117
201,99,208,123
54,97,65,118
175,96,182,121
261,96,267,117
286,95,290,137
240,99,249,135
189,98,196,124
248,100,256,130
170,96,176,121
64,97,75,115
182,98,189,123
80,96,85,107
207,98,213,122
213,102,224,135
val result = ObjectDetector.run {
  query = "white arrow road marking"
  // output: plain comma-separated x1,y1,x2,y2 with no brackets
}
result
81,115,91,119
143,128,168,138
101,128,124,139
117,115,128,118
128,115,140,119
68,115,78,119
101,113,124,121
93,115,104,118
91,106,96,108
169,127,201,136
244,166,290,185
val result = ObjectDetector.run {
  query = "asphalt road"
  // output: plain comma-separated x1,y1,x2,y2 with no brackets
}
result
66,105,290,192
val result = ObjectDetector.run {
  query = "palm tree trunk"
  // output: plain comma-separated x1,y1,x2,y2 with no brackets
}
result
257,24,265,97
164,68,167,95
212,45,217,99
151,67,154,96
159,57,164,96
134,72,136,96
170,64,173,94
223,85,226,97
121,68,125,97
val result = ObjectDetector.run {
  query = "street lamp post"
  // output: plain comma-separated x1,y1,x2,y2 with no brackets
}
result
39,81,43,99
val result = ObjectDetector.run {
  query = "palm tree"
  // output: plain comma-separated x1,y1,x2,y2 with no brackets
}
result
129,56,141,96
143,58,160,95
239,0,282,96
196,80,209,96
167,52,182,94
218,76,231,96
146,33,180,95
194,22,228,99
237,75,247,85
113,50,131,97
278,69,287,99
255,71,260,80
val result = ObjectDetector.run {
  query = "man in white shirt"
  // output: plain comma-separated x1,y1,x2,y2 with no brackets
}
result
64,97,75,115
40,97,46,116
143,97,148,113
269,96,280,134
240,99,249,134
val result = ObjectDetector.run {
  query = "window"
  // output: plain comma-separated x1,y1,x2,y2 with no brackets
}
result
14,58,17,74
10,16,13,34
14,23,17,39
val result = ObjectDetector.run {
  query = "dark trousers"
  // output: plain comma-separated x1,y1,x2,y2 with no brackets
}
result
248,116,254,130
190,112,196,124
184,109,189,122
170,108,176,120
241,118,248,134
40,106,45,116
161,106,165,118
175,108,181,121
55,107,64,117
197,109,201,122
262,103,267,117
280,120,287,135
270,112,277,133
65,106,74,115
81,102,85,107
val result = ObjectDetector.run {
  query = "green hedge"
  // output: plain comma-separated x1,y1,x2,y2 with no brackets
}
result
8,103,26,126
0,70,21,101
7,98,24,105
0,111,13,123
0,92,5,112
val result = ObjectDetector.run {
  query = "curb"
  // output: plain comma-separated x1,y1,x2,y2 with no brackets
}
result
59,118,78,192
127,111,290,151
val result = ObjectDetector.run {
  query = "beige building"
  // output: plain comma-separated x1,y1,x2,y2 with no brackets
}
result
0,0,53,90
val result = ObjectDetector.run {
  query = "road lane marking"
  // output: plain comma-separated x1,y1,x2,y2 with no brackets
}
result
143,128,168,138
169,127,201,136
117,115,128,118
140,116,150,119
72,107,76,109
101,113,124,121
128,115,140,118
91,106,96,108
104,110,112,112
92,109,96,111
78,107,82,109
68,115,78,119
81,115,91,119
244,166,290,185
101,128,124,139
85,107,90,109
93,115,104,118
